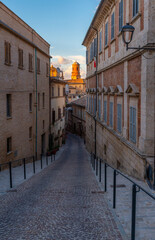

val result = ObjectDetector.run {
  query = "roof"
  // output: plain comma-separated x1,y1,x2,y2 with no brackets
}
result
71,96,86,108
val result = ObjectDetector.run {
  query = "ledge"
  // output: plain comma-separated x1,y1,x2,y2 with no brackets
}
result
110,38,116,44
104,44,109,50
130,12,141,25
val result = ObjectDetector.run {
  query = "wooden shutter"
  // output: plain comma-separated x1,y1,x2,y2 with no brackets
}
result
94,38,97,57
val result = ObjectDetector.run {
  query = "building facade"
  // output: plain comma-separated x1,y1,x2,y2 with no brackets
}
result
67,97,86,140
82,0,155,183
65,62,86,103
49,66,66,149
0,2,50,164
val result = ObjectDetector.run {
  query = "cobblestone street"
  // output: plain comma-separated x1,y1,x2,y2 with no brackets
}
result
0,134,125,240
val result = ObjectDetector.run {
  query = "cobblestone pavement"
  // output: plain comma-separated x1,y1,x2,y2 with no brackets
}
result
91,157,155,240
0,134,126,240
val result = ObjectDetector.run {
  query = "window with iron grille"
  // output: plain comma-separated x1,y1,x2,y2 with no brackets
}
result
104,101,107,123
58,108,61,119
105,22,108,46
6,94,12,117
111,12,115,40
117,104,122,133
98,99,101,119
42,93,45,108
99,31,102,52
29,93,32,112
7,137,12,153
29,53,33,72
4,41,11,65
52,110,55,124
18,48,23,69
130,107,136,143
133,0,139,17
109,102,113,127
119,0,123,32
37,58,40,74
29,127,32,139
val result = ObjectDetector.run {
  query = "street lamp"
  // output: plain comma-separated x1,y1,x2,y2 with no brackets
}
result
122,23,155,51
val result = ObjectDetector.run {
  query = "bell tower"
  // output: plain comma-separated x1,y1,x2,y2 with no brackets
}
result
71,61,81,80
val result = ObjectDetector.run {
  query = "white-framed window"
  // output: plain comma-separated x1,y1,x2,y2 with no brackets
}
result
129,107,136,143
133,0,139,17
119,0,123,32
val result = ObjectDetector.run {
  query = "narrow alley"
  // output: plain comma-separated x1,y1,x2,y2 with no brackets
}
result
0,134,125,240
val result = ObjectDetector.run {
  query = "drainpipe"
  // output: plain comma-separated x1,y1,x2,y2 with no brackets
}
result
91,25,98,158
35,48,38,160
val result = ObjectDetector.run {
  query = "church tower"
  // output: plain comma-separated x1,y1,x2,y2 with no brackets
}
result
71,61,81,80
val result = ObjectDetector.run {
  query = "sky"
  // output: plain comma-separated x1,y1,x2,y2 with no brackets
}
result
1,0,100,78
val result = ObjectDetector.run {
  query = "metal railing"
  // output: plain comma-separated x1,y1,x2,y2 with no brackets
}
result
0,153,56,189
90,153,155,240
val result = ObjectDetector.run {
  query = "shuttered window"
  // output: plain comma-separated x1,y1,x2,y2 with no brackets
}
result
99,31,102,52
29,53,33,72
92,96,93,114
98,99,101,119
29,93,32,112
130,107,136,143
111,12,115,40
5,41,11,65
6,94,11,117
104,101,107,123
18,48,23,69
89,96,91,112
133,0,139,17
37,58,40,74
119,0,123,32
105,22,108,46
86,50,88,65
109,102,113,127
117,104,122,133
94,97,96,115
94,38,97,57
87,96,88,110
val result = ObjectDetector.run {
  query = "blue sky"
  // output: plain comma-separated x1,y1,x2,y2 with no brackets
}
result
1,0,100,78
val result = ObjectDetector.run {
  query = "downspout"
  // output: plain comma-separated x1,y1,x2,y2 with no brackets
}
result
35,48,38,160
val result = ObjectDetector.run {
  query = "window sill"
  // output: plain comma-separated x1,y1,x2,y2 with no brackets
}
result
29,111,32,113
7,151,13,156
29,138,32,141
99,51,102,55
104,45,109,50
5,62,12,66
7,116,12,120
117,31,122,37
130,12,141,24
110,38,116,44
18,66,24,70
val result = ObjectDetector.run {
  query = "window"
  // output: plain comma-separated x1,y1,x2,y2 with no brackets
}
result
52,87,54,97
104,101,107,123
89,96,91,112
119,0,123,32
52,110,55,124
29,53,33,72
87,96,88,110
109,102,113,127
98,99,101,119
90,41,94,61
105,22,108,46
6,94,11,118
7,137,12,153
46,63,49,76
58,87,60,97
86,50,88,65
130,107,136,143
94,97,96,115
38,93,40,110
29,93,32,112
133,0,139,17
29,127,32,139
42,93,45,108
18,48,23,69
58,108,61,119
63,107,65,117
63,88,65,96
91,96,93,114
111,12,115,40
43,120,45,130
37,58,40,74
94,37,97,57
117,104,122,133
99,31,102,52
5,41,11,65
